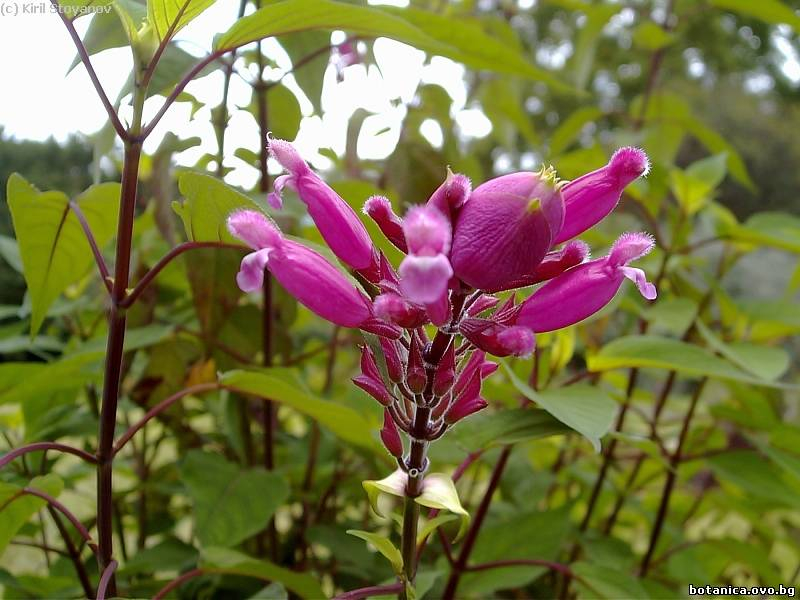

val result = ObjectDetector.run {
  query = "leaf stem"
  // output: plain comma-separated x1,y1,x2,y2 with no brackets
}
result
48,507,95,599
96,559,118,600
0,442,97,470
335,582,404,600
69,200,112,294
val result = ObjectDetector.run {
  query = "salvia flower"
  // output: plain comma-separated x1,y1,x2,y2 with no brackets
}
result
516,231,657,333
226,141,658,504
450,165,565,291
268,138,378,276
227,209,398,337
554,147,650,244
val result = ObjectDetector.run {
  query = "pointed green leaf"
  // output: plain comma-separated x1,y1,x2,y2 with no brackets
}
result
7,175,120,336
180,450,289,547
503,364,616,452
147,0,216,40
416,514,458,546
175,172,264,243
201,547,324,599
362,469,407,518
346,529,404,575
221,369,384,454
415,473,470,542
709,0,800,33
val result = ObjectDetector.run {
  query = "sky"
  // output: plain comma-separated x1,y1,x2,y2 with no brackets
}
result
0,0,488,189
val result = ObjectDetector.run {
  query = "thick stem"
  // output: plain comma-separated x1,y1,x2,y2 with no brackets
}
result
442,446,512,600
400,495,421,593
95,80,146,597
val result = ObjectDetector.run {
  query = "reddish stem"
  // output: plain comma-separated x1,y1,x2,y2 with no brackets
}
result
20,488,97,555
0,442,97,470
153,568,205,600
69,201,112,294
335,582,403,600
96,559,118,600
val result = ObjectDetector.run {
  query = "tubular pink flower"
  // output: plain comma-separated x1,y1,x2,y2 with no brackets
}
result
380,409,403,458
403,206,451,256
398,255,453,305
268,138,377,273
450,167,565,291
398,206,454,307
364,195,407,252
426,169,471,219
555,147,650,244
373,292,428,328
228,210,392,335
516,232,657,333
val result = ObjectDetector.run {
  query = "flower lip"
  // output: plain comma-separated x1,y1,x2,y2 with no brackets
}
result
268,136,309,175
609,146,650,182
609,231,655,267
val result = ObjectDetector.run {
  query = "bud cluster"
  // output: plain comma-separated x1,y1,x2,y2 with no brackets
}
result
227,139,654,469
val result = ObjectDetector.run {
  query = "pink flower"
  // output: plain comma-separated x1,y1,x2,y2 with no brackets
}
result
426,169,471,219
227,210,397,337
554,147,650,244
268,138,378,275
353,346,393,406
450,166,564,291
516,232,657,333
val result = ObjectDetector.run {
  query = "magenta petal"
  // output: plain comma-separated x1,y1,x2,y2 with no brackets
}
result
227,210,280,250
269,138,310,175
622,267,657,300
380,410,403,458
353,375,392,406
236,249,271,292
609,231,655,266
555,147,650,244
364,195,407,253
425,291,451,327
268,174,295,209
373,293,428,328
427,169,471,217
399,254,453,305
403,206,451,256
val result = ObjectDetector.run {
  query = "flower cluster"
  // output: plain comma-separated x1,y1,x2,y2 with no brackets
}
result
227,139,654,479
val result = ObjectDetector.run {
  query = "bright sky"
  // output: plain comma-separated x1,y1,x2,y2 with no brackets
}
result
0,0,489,189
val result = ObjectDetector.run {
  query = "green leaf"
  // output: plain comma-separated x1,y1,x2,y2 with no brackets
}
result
246,84,302,141
549,107,603,156
631,21,675,51
725,211,800,253
68,0,148,72
415,473,470,542
588,335,796,388
346,529,404,575
118,43,215,102
201,547,325,599
569,4,618,89
147,0,216,40
669,153,727,215
7,176,120,336
221,369,384,454
503,364,616,452
0,235,23,273
479,77,538,147
416,514,458,546
683,114,755,191
708,451,798,508
709,0,800,33
279,30,330,114
56,0,113,19
447,408,572,450
695,321,790,381
119,537,198,575
175,172,264,243
179,450,289,547
573,562,650,599
0,475,63,555
215,0,572,92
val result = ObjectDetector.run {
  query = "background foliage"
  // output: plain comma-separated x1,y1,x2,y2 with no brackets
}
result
1,0,799,598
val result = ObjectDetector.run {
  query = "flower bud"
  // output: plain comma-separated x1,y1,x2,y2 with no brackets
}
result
364,195,407,253
433,342,456,396
426,168,471,219
460,319,536,357
450,166,565,291
516,232,657,333
406,336,427,394
268,138,378,274
379,337,405,383
228,210,376,331
380,409,404,458
445,368,488,425
373,292,428,328
353,346,393,406
554,147,650,244
466,294,500,317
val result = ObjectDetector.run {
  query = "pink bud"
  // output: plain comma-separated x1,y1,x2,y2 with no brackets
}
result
516,232,657,333
379,337,405,383
373,292,428,328
427,169,471,219
228,210,374,330
454,350,486,397
380,409,404,458
554,147,650,244
460,319,536,358
445,369,488,425
406,336,427,394
433,342,456,396
364,196,407,253
467,295,500,317
450,167,564,291
268,138,377,274
353,346,393,406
